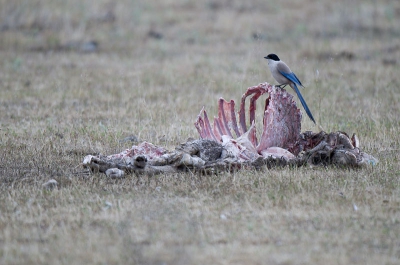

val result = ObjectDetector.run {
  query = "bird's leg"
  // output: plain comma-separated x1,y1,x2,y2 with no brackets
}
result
275,84,287,89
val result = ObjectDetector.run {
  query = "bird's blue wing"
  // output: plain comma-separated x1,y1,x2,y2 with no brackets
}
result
291,83,316,124
279,71,303,87
292,73,303,87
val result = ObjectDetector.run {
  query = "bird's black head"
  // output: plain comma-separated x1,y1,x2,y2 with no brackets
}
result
264,54,280,61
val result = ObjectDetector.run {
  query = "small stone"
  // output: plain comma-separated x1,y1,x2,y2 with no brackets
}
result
104,201,112,210
42,179,58,190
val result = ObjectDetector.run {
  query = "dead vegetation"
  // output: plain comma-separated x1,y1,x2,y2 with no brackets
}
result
1,0,400,264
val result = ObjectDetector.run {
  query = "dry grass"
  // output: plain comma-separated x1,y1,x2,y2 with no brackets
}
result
1,0,400,264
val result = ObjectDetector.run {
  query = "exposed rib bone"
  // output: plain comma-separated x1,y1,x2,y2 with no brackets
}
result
194,107,217,141
256,86,301,155
195,83,301,156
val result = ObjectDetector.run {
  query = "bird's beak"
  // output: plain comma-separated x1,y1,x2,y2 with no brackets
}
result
264,56,269,59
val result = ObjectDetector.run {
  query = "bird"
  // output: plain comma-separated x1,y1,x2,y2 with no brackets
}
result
264,54,316,124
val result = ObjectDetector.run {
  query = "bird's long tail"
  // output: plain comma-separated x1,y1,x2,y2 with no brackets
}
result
291,83,316,124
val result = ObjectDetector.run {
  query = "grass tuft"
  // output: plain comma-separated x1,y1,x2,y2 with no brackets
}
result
1,0,400,264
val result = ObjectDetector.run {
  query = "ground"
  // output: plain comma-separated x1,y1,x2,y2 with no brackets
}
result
0,0,400,264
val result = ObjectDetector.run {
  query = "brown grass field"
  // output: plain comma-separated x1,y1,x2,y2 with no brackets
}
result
1,0,400,264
